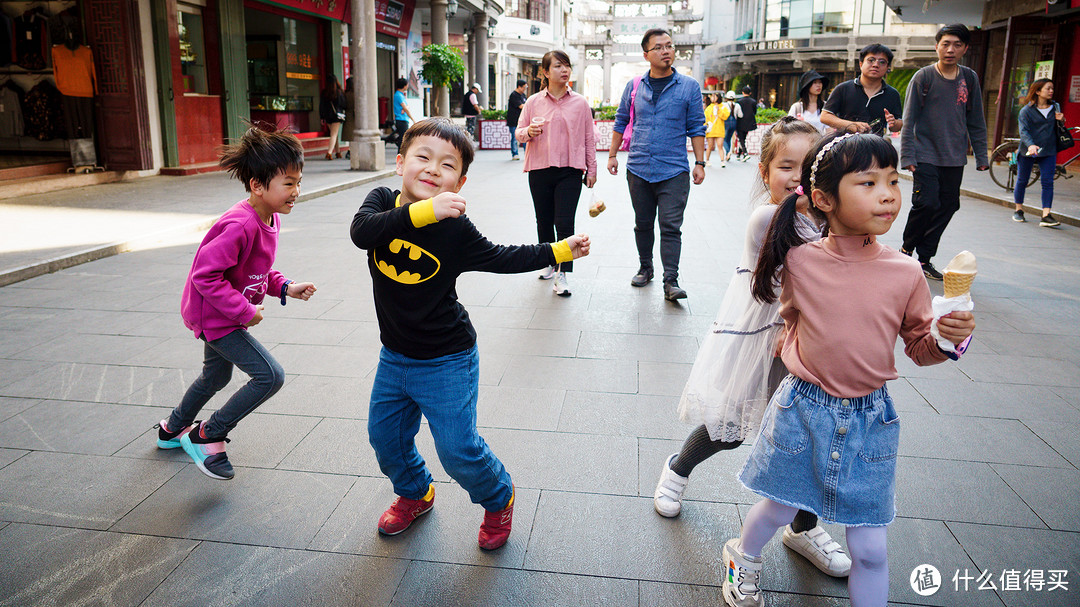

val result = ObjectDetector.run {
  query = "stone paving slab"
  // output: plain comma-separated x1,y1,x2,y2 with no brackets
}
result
0,447,26,469
0,397,38,423
0,452,184,529
897,411,1072,468
390,561,639,607
906,378,1080,422
893,459,1043,527
946,522,1080,607
990,463,1080,532
141,541,409,607
1019,418,1080,468
0,400,167,455
113,467,355,549
0,523,197,607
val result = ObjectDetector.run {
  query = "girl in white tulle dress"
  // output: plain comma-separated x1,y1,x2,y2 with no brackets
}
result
653,117,853,578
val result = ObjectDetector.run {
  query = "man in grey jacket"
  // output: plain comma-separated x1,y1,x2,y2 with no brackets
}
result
899,24,988,281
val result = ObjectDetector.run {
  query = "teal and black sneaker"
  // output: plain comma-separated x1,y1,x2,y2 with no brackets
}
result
155,419,199,449
180,422,234,480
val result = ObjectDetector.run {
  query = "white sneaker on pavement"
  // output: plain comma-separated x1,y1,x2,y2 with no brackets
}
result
781,524,851,577
538,266,557,280
552,271,570,296
653,452,688,517
722,539,763,607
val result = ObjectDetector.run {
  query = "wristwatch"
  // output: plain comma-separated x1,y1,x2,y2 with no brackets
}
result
694,161,706,167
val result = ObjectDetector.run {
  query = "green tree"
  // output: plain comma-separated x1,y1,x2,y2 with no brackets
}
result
415,44,465,117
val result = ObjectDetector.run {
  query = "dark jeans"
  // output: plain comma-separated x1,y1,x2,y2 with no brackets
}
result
465,115,478,139
168,329,286,440
902,164,964,263
627,170,691,283
394,119,409,147
1014,154,1056,209
723,119,737,155
528,166,583,272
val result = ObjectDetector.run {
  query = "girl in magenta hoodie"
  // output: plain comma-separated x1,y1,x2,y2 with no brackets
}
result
157,126,317,480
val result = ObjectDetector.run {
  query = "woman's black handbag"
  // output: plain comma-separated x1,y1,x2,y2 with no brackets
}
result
1055,119,1074,152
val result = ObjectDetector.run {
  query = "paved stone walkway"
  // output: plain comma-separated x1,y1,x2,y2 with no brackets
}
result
0,150,1077,606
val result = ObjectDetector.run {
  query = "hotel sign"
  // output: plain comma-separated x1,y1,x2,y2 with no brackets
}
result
741,38,810,52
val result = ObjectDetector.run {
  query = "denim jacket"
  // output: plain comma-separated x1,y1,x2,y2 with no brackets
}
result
614,69,707,183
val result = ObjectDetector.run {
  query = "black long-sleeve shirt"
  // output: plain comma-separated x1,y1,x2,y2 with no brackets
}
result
351,187,568,359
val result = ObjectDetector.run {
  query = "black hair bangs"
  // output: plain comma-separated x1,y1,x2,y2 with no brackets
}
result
830,134,898,177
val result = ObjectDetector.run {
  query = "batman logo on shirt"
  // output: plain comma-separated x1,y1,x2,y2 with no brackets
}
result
374,239,440,284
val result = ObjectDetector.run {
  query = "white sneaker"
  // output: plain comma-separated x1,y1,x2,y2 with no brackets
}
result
721,161,727,168
781,524,851,577
653,453,688,517
538,266,557,280
552,272,570,296
722,539,763,607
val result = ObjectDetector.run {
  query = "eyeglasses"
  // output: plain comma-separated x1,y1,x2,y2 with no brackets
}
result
862,58,889,66
648,44,675,53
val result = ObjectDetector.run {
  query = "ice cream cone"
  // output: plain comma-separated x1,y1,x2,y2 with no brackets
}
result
942,250,977,298
943,272,975,298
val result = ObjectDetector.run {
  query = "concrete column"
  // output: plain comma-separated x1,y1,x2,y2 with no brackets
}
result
430,0,450,116
350,0,386,170
602,46,611,104
473,12,489,108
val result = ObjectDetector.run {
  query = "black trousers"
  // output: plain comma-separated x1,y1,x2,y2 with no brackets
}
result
735,126,752,156
394,120,408,147
902,164,964,262
528,166,582,272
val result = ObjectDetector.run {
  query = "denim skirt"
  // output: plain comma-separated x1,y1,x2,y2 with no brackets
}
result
739,375,898,527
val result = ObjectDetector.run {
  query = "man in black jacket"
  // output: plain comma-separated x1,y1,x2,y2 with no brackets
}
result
735,86,758,161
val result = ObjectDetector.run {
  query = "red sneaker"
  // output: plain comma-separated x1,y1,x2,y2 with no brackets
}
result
378,485,435,536
478,489,514,550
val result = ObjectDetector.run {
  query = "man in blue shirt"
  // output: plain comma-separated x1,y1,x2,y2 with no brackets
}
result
393,77,414,149
608,28,706,301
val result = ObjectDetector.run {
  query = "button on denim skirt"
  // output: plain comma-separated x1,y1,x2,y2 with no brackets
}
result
739,375,898,527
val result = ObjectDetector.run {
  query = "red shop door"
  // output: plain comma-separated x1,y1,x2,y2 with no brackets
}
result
168,0,226,165
84,0,153,170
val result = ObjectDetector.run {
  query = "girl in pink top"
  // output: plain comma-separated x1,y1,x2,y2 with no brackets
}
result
720,133,975,607
516,50,597,296
158,127,317,481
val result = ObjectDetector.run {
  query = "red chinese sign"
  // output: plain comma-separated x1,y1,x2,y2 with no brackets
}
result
376,0,414,38
260,0,348,22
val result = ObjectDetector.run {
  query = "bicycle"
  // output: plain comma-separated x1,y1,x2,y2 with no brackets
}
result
989,126,1080,191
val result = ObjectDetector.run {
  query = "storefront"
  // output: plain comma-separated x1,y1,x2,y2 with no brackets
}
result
0,0,152,179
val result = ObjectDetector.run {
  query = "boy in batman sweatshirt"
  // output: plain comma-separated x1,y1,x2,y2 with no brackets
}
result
350,118,590,550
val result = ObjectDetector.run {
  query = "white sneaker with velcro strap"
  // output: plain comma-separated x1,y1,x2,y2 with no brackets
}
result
653,452,689,517
781,524,852,577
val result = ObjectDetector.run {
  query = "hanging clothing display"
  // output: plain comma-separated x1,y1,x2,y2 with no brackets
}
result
23,81,64,141
52,45,96,98
0,11,14,68
14,8,49,71
0,82,25,137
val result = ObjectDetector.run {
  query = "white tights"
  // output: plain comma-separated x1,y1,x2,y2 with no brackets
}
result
739,499,889,607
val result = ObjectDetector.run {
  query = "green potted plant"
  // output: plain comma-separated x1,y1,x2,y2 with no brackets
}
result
415,44,465,117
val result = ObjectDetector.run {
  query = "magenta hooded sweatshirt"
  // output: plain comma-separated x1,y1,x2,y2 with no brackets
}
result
181,200,287,341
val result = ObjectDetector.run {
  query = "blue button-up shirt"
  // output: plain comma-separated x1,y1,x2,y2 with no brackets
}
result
614,69,706,183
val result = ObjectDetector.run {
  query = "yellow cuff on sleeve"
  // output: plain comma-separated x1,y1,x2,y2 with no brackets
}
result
408,199,438,227
551,240,573,264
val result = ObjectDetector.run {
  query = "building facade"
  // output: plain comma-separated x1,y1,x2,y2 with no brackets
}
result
486,0,573,110
568,0,711,107
704,0,939,110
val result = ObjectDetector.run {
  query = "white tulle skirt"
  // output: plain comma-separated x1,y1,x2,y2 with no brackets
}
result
678,269,783,442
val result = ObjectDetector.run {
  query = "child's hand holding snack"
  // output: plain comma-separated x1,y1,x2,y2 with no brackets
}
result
567,234,590,259
432,192,467,220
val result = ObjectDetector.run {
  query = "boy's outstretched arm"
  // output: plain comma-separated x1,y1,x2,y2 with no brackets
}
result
351,187,444,250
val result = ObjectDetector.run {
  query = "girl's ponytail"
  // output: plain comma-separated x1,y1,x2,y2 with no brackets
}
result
752,191,806,304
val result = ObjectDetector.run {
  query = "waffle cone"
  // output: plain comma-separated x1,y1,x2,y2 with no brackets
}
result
943,271,976,298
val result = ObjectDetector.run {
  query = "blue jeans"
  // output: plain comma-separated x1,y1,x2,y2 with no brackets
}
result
169,329,285,440
1014,154,1056,209
508,125,519,157
723,119,736,155
368,345,513,511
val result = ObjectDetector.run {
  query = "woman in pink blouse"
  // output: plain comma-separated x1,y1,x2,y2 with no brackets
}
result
516,50,597,296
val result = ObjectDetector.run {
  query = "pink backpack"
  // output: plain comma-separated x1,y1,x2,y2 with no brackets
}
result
619,76,643,152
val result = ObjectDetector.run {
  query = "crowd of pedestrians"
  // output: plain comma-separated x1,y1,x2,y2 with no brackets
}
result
166,20,1059,607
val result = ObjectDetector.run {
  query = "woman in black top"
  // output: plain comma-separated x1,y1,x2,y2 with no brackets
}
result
320,75,347,160
1013,78,1063,227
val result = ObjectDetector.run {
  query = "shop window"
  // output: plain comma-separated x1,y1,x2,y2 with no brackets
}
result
178,4,208,94
508,0,548,23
